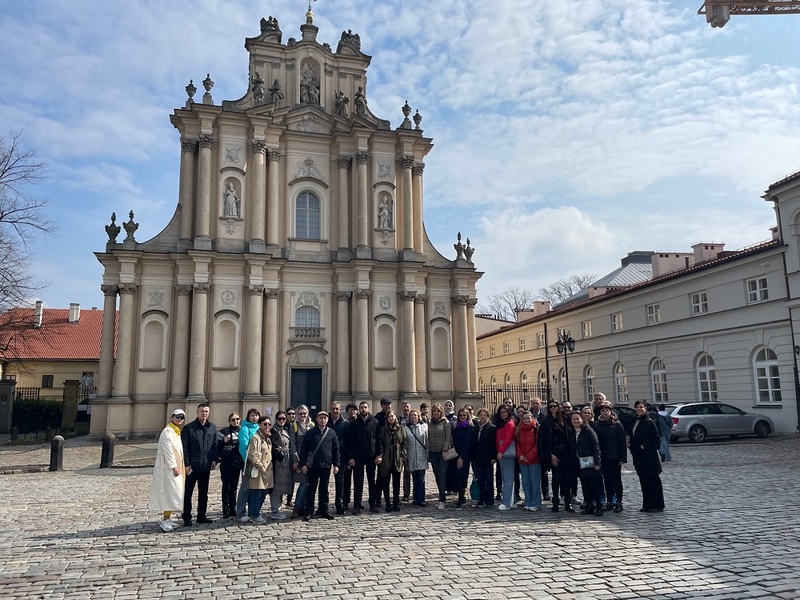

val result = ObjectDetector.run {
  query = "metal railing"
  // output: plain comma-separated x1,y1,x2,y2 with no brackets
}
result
479,384,553,413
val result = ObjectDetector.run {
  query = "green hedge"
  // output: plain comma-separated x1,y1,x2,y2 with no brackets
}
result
12,400,63,435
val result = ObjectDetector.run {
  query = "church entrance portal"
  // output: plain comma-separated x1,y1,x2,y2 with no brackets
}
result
290,368,323,418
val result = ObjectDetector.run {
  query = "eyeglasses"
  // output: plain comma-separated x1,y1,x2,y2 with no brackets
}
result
262,422,271,427
230,418,241,421
172,415,185,420
298,413,308,417
287,412,296,416
276,417,286,421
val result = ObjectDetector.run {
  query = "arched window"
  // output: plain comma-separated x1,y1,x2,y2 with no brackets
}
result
697,354,717,402
139,313,168,370
296,191,320,240
213,314,240,369
651,359,668,404
504,373,512,389
583,366,595,403
490,375,497,389
614,363,628,405
430,322,451,370
295,305,320,328
558,368,567,402
375,322,395,369
520,372,528,387
753,348,782,403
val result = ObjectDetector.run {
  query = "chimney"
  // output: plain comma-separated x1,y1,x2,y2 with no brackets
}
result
34,300,43,328
69,303,81,323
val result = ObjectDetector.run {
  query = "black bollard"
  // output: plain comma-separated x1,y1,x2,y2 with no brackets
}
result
100,433,116,468
10,427,18,441
50,435,64,471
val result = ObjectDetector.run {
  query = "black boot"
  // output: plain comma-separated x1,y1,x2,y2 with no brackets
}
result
564,497,575,513
595,506,604,517
551,498,559,513
613,503,623,513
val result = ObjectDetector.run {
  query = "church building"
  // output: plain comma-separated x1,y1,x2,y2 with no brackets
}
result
91,10,481,438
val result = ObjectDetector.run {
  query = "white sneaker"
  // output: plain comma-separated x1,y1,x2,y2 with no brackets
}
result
436,502,445,510
270,512,287,520
252,516,267,524
159,519,173,532
528,506,540,512
498,504,511,511
238,516,250,523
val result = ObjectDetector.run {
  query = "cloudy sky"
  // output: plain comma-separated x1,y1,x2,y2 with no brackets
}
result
2,0,800,311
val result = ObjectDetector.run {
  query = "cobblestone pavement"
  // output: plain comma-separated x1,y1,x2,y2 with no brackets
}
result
0,435,799,599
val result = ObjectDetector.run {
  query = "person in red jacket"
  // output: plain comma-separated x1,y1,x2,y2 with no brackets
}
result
495,405,516,511
515,411,542,511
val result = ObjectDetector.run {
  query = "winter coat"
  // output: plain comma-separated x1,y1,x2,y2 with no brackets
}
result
247,429,274,490
270,426,292,496
593,418,627,463
300,426,340,470
427,417,453,454
218,425,243,470
379,423,407,477
148,424,185,512
450,421,473,480
630,415,663,477
291,419,313,484
347,414,383,461
472,421,497,466
331,415,350,460
239,420,259,464
405,422,429,472
181,419,219,472
495,418,516,456
540,416,573,475
571,425,602,478
515,420,540,465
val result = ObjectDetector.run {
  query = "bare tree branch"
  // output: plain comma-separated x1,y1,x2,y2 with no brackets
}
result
536,273,596,306
477,286,536,321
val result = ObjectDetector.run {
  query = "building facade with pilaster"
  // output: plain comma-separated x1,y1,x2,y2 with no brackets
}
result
92,12,481,438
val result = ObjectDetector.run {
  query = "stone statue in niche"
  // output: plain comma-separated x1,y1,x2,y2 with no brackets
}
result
223,182,241,218
354,86,367,116
334,89,349,116
268,79,284,105
300,63,320,105
378,198,392,230
251,72,265,104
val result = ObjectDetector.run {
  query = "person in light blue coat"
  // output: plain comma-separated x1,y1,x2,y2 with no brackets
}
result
235,408,260,522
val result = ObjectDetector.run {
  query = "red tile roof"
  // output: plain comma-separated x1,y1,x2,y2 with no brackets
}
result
0,307,117,361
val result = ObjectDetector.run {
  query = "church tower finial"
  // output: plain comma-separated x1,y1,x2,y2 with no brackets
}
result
306,0,316,24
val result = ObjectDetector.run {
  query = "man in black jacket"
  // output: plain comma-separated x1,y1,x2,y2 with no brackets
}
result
181,403,219,526
346,401,383,514
329,402,351,514
300,411,340,521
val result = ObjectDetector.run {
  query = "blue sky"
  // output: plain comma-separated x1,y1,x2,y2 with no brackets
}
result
2,0,800,310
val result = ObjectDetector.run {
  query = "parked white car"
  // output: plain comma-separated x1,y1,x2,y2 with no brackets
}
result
668,402,774,443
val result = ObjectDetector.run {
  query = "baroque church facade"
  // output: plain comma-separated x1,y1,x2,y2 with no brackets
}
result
91,12,481,438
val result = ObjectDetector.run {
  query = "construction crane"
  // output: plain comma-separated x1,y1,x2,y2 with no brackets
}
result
699,1,800,27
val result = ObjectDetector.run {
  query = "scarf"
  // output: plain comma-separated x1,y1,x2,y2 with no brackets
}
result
167,422,181,435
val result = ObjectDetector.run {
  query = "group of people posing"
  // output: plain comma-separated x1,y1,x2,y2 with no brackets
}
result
148,393,666,531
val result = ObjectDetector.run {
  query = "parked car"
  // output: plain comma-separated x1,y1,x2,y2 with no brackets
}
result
668,402,774,443
612,405,636,434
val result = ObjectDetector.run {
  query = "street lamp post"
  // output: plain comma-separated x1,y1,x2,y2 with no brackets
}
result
555,330,576,403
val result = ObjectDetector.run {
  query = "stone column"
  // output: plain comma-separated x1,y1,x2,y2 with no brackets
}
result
414,294,427,395
169,285,193,399
401,155,415,250
335,292,351,395
262,288,279,397
187,283,209,400
194,135,214,249
97,285,118,398
453,295,470,394
467,298,478,393
179,139,197,245
355,151,369,248
266,149,281,249
111,284,137,399
337,156,352,249
412,162,425,252
353,289,370,396
401,291,417,395
249,141,267,253
244,285,265,398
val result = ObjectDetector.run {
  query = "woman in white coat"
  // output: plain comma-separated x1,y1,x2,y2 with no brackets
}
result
148,409,187,531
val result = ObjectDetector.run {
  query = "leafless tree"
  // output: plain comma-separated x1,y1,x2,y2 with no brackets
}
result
0,131,53,352
536,273,596,306
476,286,536,321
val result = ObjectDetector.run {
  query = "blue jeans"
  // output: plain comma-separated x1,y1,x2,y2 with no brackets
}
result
295,482,308,510
429,453,448,503
411,469,426,504
248,488,267,518
473,463,494,506
660,434,671,461
499,457,516,507
236,469,250,518
520,463,542,508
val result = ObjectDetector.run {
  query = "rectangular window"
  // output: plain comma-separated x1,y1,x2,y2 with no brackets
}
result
747,277,769,303
581,320,592,338
503,341,510,355
691,292,708,315
519,337,526,351
42,375,54,388
647,304,661,325
536,332,544,348
478,349,483,360
611,313,623,332
490,345,495,358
